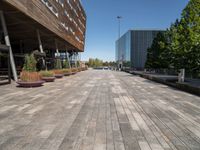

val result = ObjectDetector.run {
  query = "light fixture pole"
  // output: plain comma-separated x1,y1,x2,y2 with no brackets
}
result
117,16,122,40
117,16,122,71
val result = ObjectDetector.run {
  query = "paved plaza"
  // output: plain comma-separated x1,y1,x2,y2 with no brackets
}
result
0,70,200,150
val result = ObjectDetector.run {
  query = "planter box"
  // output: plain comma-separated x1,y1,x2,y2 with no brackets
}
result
17,80,44,87
55,74,64,78
64,73,71,76
41,77,55,82
176,82,200,96
71,72,77,75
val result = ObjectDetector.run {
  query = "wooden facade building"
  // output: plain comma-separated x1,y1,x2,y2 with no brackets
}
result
0,0,87,81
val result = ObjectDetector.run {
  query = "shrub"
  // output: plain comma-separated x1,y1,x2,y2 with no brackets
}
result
62,69,71,73
63,60,70,68
78,67,82,72
23,54,37,72
55,58,62,69
52,69,63,75
20,54,41,82
77,61,80,67
71,68,78,72
39,71,54,77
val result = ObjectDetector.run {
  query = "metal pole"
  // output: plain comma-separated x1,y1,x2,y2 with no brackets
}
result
117,16,122,39
117,16,122,70
0,11,18,81
55,39,59,54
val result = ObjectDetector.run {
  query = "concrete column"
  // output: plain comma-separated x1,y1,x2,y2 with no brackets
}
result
54,39,61,69
36,29,45,69
66,48,71,69
73,51,77,68
55,40,59,54
0,11,18,81
36,29,44,53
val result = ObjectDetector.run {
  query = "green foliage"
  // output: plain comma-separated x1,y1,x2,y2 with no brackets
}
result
39,71,54,77
71,68,78,72
103,61,108,66
87,59,117,68
55,58,62,69
77,61,80,67
123,61,131,68
88,58,103,68
108,61,117,67
23,54,37,72
145,32,169,69
145,0,200,77
62,69,71,73
63,60,70,68
178,0,200,75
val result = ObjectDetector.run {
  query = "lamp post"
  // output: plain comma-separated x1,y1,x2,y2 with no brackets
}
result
117,16,122,39
117,16,122,71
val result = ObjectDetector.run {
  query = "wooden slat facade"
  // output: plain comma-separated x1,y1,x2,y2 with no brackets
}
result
0,0,86,51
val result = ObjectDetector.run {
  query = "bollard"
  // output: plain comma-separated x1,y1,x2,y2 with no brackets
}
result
178,69,185,83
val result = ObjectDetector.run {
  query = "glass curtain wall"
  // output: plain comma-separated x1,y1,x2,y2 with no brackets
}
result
115,31,131,68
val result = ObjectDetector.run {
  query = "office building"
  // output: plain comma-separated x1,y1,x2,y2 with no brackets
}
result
116,29,164,70
0,0,86,81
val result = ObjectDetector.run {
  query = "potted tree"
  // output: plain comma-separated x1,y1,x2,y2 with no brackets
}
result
17,54,44,87
52,58,64,78
77,61,81,72
62,68,71,76
40,71,55,82
62,60,72,76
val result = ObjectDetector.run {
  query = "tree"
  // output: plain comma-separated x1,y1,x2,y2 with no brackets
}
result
103,61,109,66
145,0,200,77
145,32,169,69
23,54,37,72
166,0,200,76
88,58,116,68
88,58,94,67
63,60,70,68
166,19,182,69
55,58,62,69
178,0,200,76
88,58,103,68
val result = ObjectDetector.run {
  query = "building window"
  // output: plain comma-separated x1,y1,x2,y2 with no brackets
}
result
58,0,64,7
41,0,58,17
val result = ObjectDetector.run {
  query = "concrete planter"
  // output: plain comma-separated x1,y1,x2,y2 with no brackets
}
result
176,82,200,96
71,72,77,75
41,77,55,82
64,72,71,76
55,74,64,78
17,80,44,87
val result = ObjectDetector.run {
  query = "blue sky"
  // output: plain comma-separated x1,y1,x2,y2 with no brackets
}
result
81,0,189,61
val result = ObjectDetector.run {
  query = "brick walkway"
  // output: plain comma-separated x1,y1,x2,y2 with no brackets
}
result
0,70,200,150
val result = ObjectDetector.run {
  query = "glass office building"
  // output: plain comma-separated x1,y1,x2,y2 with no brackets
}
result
116,30,164,70
115,31,131,68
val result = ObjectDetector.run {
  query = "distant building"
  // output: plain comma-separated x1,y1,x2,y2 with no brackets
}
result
116,29,164,70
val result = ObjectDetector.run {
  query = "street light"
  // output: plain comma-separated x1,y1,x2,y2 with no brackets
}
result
117,16,122,70
117,16,122,39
